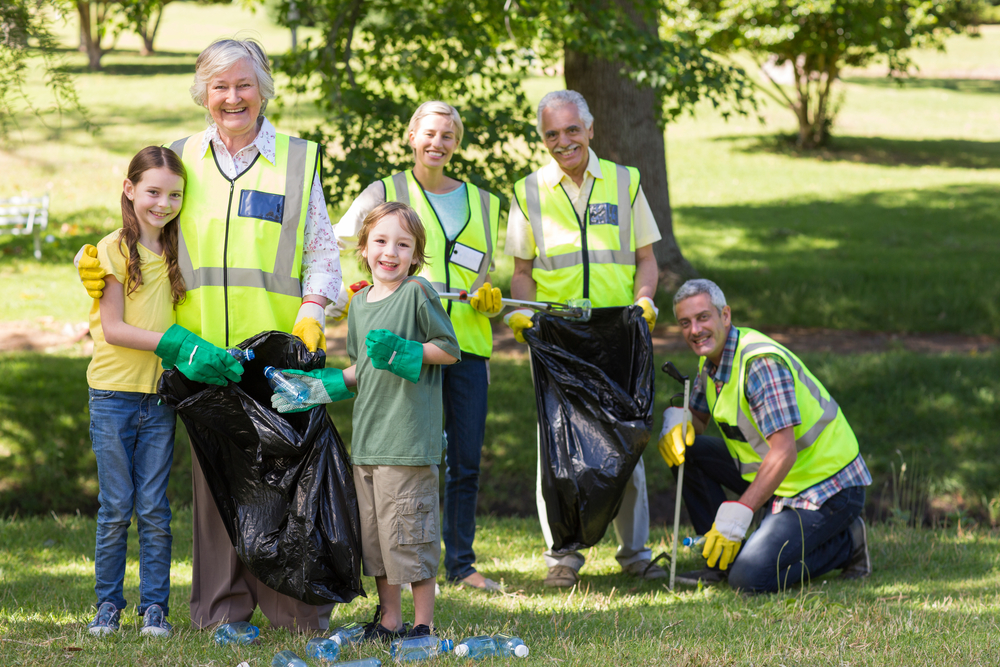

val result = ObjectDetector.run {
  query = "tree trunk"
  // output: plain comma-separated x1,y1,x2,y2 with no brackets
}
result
76,1,103,70
562,5,697,290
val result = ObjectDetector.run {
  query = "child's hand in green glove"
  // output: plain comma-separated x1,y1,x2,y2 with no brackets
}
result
364,329,423,384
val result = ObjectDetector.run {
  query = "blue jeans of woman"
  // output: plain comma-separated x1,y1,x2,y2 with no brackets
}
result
89,389,174,615
441,355,488,581
678,435,865,593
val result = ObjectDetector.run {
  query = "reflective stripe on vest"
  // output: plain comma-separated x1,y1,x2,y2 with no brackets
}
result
515,159,639,307
382,170,499,358
702,327,860,496
168,131,316,347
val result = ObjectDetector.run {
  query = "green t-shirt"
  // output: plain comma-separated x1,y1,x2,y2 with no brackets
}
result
347,276,461,466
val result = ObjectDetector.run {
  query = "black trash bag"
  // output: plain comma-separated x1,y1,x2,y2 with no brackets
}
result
157,330,365,606
524,306,654,553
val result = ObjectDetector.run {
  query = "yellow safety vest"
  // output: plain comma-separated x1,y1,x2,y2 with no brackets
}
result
383,171,500,358
702,327,861,497
168,131,317,348
513,159,640,307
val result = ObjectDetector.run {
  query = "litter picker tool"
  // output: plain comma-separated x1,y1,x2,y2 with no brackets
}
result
438,290,593,322
662,361,690,591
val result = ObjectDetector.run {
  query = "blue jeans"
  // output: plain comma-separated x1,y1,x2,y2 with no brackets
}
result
678,435,865,593
89,389,174,615
441,355,488,581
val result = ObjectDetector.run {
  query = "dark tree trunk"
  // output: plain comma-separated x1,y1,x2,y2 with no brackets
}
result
563,2,697,289
76,1,103,70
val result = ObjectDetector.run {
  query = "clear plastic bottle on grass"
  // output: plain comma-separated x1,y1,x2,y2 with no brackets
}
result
212,621,259,645
454,635,499,659
390,635,454,662
264,366,309,403
495,634,530,658
336,659,382,667
305,637,340,662
272,650,308,667
329,621,366,646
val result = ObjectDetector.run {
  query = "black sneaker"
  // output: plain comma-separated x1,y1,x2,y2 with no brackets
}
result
361,605,407,643
841,516,871,580
674,568,728,587
406,624,432,638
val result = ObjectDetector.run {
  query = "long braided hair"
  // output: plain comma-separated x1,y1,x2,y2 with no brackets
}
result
118,146,187,305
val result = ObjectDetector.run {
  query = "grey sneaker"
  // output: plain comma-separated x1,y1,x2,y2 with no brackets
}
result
88,601,121,636
140,604,172,637
674,568,728,587
543,565,579,588
621,559,668,581
841,516,871,580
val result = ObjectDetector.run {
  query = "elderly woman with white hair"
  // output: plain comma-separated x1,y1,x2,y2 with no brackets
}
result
77,37,342,631
334,101,503,634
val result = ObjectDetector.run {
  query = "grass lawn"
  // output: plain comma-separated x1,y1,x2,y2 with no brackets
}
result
2,509,1000,666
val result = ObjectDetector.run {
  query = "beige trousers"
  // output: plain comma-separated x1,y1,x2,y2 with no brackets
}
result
190,445,333,630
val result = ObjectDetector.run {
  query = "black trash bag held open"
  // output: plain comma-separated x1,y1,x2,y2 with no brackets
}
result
157,330,365,605
524,306,654,553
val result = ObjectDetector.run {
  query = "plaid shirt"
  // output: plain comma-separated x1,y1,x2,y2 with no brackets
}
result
691,326,871,513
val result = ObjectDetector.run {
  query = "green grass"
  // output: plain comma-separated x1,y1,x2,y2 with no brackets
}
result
3,509,1000,666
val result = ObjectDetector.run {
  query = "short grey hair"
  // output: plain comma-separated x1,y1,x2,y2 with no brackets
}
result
190,38,275,122
536,90,594,137
673,279,727,317
407,101,464,145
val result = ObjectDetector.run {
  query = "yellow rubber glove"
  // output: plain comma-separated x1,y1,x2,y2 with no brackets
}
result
293,302,327,352
78,244,107,299
636,296,658,333
469,282,503,316
657,406,695,467
504,308,534,344
329,280,369,323
702,501,754,570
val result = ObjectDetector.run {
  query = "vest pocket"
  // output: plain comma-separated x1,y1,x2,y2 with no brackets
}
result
239,189,285,223
395,493,437,545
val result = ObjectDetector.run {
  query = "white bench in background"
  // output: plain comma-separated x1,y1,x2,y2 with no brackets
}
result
0,194,50,259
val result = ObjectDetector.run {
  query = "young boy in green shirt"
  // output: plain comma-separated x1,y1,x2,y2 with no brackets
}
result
271,202,460,640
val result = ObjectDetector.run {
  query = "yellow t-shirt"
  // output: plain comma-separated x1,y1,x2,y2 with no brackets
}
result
86,231,176,393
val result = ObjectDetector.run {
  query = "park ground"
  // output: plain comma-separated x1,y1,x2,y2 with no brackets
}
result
2,4,1000,665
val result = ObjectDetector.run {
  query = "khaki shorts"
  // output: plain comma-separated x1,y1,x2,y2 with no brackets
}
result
353,464,441,585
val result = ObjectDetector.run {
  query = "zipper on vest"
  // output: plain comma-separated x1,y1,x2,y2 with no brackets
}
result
559,183,593,300
222,179,235,346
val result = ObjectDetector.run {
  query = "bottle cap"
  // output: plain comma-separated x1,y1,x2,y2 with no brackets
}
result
245,349,255,360
454,644,469,657
441,639,454,652
329,634,343,645
515,644,529,658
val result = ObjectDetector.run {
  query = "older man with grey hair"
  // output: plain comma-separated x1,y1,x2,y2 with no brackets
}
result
661,279,872,592
503,89,664,587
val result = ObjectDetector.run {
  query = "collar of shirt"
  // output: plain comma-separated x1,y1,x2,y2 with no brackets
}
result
540,147,603,190
198,116,277,166
703,324,740,389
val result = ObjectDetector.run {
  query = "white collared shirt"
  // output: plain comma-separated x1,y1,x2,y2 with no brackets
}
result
198,118,342,301
504,148,661,260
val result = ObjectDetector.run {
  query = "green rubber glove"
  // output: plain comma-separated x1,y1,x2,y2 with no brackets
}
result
155,324,244,386
270,368,355,413
365,329,423,384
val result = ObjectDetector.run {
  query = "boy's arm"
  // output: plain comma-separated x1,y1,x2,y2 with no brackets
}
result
343,364,357,387
99,275,165,351
422,341,459,366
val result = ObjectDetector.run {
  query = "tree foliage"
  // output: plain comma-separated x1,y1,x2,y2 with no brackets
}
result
692,0,981,146
1,0,91,139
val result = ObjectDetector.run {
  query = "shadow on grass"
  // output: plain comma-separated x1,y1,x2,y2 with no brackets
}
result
676,183,1000,335
843,76,1000,95
722,132,1000,170
55,49,201,76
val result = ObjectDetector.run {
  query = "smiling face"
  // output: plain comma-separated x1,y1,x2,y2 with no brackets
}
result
362,212,420,289
409,113,458,170
674,293,732,366
540,102,593,181
124,166,185,241
205,58,263,143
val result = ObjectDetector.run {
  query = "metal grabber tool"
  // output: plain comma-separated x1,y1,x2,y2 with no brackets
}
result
662,361,691,591
438,291,593,322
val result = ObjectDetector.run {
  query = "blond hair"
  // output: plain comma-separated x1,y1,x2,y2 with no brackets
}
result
356,202,428,277
407,101,464,146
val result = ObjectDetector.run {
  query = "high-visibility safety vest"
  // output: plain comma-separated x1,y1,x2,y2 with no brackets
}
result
168,131,318,348
383,171,500,358
702,327,860,497
513,159,640,307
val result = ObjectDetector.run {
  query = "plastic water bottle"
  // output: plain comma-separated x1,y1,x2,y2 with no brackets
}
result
329,621,366,646
335,660,382,667
454,635,498,659
212,621,259,645
305,637,340,662
683,536,705,547
264,366,310,403
390,635,454,661
272,651,308,667
495,634,529,658
228,347,255,363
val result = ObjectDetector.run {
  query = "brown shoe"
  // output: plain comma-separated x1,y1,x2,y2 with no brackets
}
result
543,565,579,588
621,559,668,581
